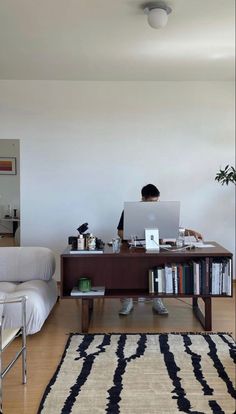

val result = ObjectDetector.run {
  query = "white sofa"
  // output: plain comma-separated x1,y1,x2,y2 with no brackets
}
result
0,247,58,335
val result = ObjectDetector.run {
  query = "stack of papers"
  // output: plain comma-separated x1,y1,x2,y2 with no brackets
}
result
186,242,214,248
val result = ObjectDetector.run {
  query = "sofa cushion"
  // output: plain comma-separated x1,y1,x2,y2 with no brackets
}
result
0,247,55,282
0,279,58,334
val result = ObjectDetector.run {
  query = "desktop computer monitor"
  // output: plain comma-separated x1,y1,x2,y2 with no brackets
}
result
123,201,180,240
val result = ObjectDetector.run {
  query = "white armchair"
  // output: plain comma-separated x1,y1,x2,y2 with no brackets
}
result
0,247,58,335
0,295,27,414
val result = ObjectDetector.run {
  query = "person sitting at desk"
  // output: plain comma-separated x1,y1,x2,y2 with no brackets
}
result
117,183,203,316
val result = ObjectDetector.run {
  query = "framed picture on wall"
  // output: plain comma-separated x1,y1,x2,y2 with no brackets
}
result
0,157,17,175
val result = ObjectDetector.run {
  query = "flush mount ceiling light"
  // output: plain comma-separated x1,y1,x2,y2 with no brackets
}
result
143,2,172,29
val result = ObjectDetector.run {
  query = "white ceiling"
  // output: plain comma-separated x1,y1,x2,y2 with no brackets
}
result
0,0,235,81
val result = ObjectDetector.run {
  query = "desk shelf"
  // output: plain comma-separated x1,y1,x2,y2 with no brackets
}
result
61,242,233,332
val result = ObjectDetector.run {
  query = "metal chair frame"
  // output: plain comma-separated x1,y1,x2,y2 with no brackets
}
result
0,296,27,414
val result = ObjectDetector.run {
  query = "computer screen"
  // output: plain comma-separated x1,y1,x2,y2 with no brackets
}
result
123,201,180,240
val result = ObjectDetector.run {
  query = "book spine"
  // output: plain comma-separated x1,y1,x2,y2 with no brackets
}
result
165,265,173,294
189,262,194,295
183,264,193,294
172,265,176,294
227,259,232,296
178,264,183,294
219,262,223,295
200,259,205,295
222,260,227,294
160,268,165,293
153,267,159,293
193,261,200,295
213,262,220,295
211,262,216,294
154,267,164,293
159,268,164,293
205,257,210,295
172,265,178,294
148,268,155,293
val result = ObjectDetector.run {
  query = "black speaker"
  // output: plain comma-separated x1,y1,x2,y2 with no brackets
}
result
77,223,89,234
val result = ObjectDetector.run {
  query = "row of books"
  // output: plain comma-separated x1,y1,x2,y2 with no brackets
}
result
148,258,232,296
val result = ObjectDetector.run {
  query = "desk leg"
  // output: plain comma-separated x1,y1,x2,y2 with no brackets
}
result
81,298,93,333
192,297,212,331
192,297,198,308
203,298,212,331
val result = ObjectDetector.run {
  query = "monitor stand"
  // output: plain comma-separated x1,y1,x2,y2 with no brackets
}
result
145,228,159,252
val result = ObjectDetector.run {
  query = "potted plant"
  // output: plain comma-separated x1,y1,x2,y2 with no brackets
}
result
215,165,236,185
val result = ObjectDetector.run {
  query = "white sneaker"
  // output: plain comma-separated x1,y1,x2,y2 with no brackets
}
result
119,298,133,315
153,298,168,315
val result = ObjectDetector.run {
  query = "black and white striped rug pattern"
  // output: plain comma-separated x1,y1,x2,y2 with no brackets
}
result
38,333,236,414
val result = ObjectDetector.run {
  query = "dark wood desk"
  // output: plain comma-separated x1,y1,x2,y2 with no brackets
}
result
61,242,233,332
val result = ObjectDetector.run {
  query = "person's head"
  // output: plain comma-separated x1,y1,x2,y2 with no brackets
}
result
141,184,160,202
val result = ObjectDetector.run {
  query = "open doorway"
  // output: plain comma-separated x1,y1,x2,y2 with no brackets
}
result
0,139,20,246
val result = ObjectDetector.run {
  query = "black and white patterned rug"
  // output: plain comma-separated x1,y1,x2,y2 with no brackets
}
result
38,333,236,414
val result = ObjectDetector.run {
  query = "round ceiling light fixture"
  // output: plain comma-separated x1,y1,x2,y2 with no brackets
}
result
144,3,172,29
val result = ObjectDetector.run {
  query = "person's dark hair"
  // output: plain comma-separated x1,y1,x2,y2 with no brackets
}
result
141,184,160,199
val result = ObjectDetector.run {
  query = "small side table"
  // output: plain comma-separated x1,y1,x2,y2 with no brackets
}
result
0,217,20,236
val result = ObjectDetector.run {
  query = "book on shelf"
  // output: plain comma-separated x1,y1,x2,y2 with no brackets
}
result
178,264,183,294
165,265,173,294
69,249,103,254
172,265,178,294
148,269,155,293
182,263,193,295
71,286,105,296
154,267,164,294
205,257,210,295
193,261,200,295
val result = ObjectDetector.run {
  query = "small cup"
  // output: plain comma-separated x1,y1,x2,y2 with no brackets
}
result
176,227,185,247
78,277,91,292
130,235,137,247
112,238,121,253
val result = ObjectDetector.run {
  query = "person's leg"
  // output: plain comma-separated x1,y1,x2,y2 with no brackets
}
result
119,298,133,315
153,298,168,315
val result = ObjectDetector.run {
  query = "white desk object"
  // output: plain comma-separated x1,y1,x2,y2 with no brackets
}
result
145,228,159,251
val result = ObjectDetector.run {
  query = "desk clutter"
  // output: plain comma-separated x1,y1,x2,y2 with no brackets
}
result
148,258,232,296
68,222,104,254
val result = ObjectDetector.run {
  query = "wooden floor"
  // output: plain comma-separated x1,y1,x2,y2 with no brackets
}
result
0,234,17,247
3,287,235,414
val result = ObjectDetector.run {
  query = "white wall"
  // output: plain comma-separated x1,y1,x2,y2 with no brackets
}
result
0,81,234,279
0,139,20,232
